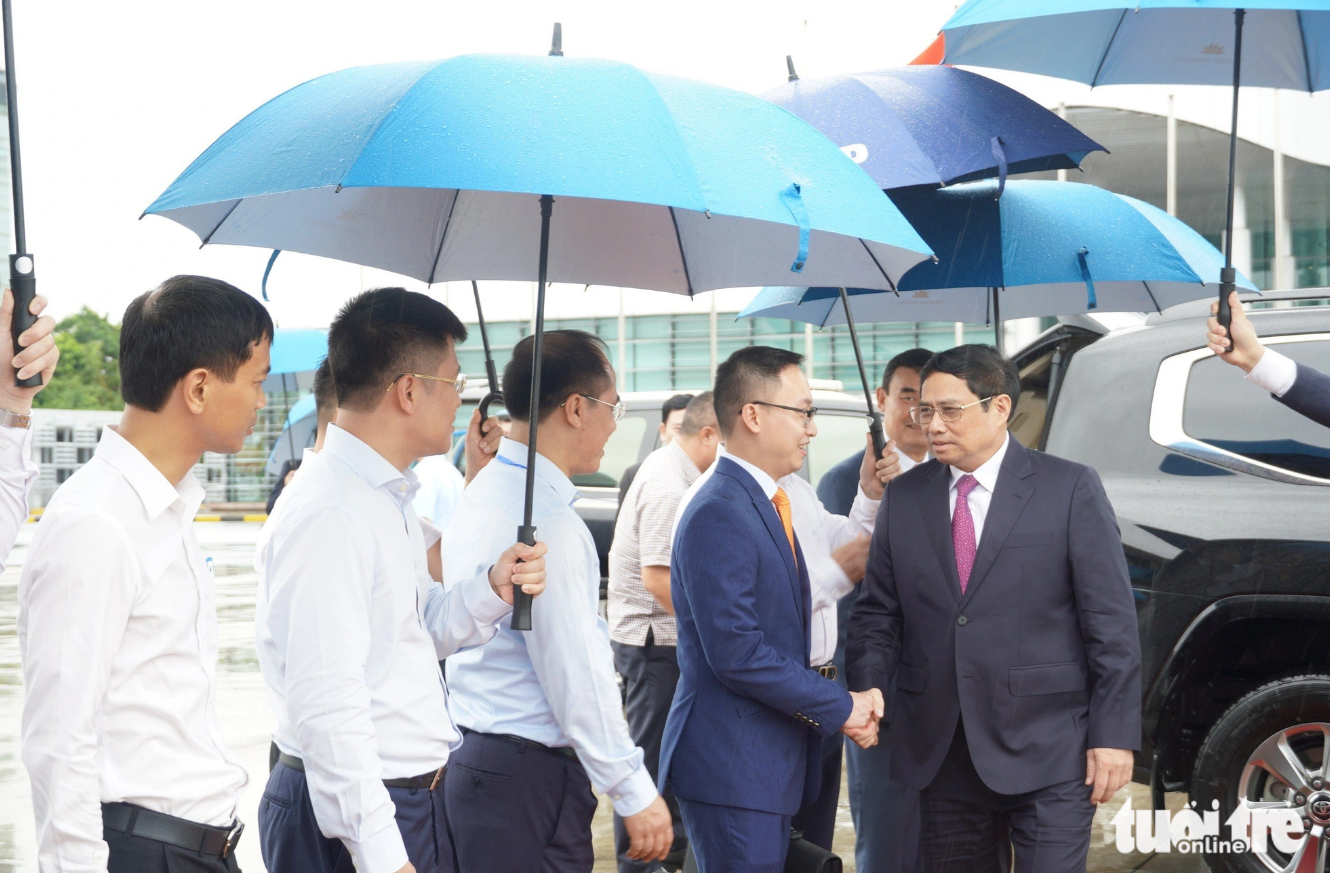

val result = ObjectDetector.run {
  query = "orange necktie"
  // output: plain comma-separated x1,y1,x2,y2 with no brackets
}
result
772,488,797,563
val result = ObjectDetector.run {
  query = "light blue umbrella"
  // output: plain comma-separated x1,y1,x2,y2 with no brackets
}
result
265,328,328,476
266,393,318,477
938,0,1330,338
144,27,931,629
741,180,1257,450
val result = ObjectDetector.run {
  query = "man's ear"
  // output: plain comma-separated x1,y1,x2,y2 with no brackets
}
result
561,393,584,428
875,386,888,412
182,368,209,415
738,402,761,435
993,393,1013,421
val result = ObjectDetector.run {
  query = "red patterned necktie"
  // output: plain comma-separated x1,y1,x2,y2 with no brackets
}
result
953,474,979,593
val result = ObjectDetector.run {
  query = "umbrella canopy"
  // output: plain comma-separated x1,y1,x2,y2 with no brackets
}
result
940,0,1330,90
266,393,318,476
267,328,328,376
144,54,930,294
763,64,1105,191
740,180,1258,326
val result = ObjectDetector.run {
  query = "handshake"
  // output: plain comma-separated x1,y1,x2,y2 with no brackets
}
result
841,689,885,749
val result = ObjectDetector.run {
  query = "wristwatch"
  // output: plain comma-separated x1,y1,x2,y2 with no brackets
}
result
0,407,31,429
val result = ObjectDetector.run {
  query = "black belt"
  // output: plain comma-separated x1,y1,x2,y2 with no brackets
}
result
815,663,838,681
102,801,243,858
463,728,579,762
273,744,444,790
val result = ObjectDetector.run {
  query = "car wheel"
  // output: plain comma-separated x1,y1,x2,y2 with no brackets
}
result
1193,675,1330,873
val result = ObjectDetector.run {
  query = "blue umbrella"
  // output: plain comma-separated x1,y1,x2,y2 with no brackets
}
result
266,392,318,477
741,180,1257,442
265,328,329,478
144,27,931,628
763,61,1106,194
938,0,1330,340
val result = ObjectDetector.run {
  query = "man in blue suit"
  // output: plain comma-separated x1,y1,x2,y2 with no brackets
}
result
847,345,1141,873
1208,291,1330,427
661,346,884,873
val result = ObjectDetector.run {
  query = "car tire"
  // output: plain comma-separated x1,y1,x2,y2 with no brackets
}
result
1192,674,1330,873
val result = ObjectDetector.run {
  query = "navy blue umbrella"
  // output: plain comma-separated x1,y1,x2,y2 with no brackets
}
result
764,62,1105,195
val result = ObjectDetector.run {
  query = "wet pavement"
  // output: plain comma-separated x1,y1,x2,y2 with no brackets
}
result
0,521,1205,872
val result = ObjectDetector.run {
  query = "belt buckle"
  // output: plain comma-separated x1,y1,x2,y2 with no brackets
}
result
222,820,244,858
817,664,837,681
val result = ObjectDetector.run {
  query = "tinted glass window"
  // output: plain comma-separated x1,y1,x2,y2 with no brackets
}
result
807,411,869,489
571,411,648,489
1183,339,1330,479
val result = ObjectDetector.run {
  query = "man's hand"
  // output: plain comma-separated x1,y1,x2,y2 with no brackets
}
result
1207,291,1264,373
841,688,885,748
859,433,902,501
1085,747,1134,805
0,288,58,412
394,863,416,873
464,408,505,484
488,540,548,604
622,794,673,862
832,535,871,584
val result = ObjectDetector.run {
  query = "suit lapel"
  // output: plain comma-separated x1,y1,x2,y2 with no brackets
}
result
920,462,963,605
715,458,805,621
960,441,1035,606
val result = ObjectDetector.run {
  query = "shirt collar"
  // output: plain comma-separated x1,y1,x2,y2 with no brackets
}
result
719,446,780,500
95,426,204,520
496,436,581,506
949,433,1010,495
666,440,701,481
322,424,420,505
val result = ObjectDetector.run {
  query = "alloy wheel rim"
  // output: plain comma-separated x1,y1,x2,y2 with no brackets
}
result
1237,722,1330,872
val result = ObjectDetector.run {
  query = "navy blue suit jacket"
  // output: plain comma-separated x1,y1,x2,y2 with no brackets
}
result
1279,362,1330,429
846,440,1142,795
660,456,854,816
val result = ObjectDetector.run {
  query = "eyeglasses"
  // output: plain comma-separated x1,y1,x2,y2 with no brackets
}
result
909,396,994,425
387,372,468,394
561,393,625,422
752,400,819,426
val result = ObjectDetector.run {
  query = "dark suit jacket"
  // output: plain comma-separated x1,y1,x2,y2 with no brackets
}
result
660,456,853,816
1279,362,1330,429
846,440,1141,795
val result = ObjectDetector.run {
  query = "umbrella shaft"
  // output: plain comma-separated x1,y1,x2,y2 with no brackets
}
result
471,280,500,389
837,287,886,460
1222,8,1245,272
2,0,23,252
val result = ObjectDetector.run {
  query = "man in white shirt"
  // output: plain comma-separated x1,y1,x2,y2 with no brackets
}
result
442,329,674,872
412,454,465,528
255,288,547,873
0,286,61,570
20,275,271,873
1207,290,1330,428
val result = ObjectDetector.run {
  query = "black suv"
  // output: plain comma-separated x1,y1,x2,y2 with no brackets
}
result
1011,291,1330,873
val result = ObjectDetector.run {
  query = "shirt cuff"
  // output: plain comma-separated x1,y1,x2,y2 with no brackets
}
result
345,819,409,873
0,423,33,464
1246,348,1298,397
605,765,659,817
459,567,514,625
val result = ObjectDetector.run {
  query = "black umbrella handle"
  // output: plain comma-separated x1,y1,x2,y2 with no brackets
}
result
510,523,535,630
1217,267,1236,352
867,411,887,460
477,390,503,437
9,255,40,388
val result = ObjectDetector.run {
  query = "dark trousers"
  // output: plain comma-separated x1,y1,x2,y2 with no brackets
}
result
919,721,1094,873
790,729,842,851
612,632,686,873
104,817,241,873
257,762,454,873
678,797,791,873
845,738,921,873
445,730,599,873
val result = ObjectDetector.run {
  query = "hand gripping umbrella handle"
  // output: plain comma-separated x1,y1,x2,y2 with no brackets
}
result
510,524,535,630
477,390,503,438
9,255,40,388
1217,267,1236,353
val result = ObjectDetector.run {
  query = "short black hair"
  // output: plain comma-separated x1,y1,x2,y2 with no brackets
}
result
327,288,467,412
312,358,336,419
713,346,804,439
881,348,934,391
678,391,717,438
502,330,613,423
919,344,1020,421
120,275,274,413
661,393,694,423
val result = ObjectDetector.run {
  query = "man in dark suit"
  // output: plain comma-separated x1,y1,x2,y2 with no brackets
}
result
847,344,1141,873
661,346,883,873
1208,291,1330,427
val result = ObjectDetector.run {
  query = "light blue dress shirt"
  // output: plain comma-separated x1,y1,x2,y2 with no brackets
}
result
442,437,658,817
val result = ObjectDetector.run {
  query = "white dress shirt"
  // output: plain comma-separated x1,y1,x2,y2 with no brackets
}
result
412,453,465,527
256,424,511,873
442,437,658,817
19,427,247,873
0,423,36,571
1246,348,1299,397
947,433,1011,544
673,445,878,665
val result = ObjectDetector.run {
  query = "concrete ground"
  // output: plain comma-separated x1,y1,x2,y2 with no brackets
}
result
588,774,1208,872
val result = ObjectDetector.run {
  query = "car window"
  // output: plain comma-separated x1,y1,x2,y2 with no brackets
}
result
807,411,870,490
1012,334,1100,450
1183,339,1330,480
572,412,649,489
